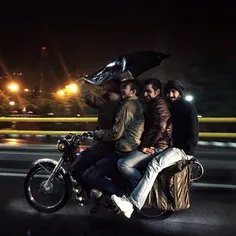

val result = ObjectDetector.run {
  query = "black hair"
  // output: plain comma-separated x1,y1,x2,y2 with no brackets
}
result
144,78,162,91
122,80,141,96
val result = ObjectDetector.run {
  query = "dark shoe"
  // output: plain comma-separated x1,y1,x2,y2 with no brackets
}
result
90,188,103,200
89,189,103,214
103,197,116,210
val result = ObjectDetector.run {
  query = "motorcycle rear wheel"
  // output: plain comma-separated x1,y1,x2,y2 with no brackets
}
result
136,205,172,220
24,162,72,213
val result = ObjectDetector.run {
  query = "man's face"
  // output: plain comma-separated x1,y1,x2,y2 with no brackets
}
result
165,89,181,102
143,84,160,102
120,82,136,100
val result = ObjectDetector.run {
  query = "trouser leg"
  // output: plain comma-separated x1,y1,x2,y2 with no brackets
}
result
129,147,189,210
71,142,114,182
82,153,122,195
117,149,160,188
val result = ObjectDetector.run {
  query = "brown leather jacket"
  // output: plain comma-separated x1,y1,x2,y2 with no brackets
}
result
81,84,121,130
140,96,172,150
96,97,144,153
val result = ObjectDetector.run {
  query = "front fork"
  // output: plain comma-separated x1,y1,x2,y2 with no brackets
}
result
42,158,64,190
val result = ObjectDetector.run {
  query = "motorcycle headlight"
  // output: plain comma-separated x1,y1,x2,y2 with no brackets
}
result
58,143,65,152
57,140,68,152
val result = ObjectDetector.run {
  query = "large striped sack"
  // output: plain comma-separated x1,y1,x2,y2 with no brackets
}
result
146,160,192,211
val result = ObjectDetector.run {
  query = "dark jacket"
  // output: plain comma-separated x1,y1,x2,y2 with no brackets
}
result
96,97,144,153
140,96,172,150
81,84,121,131
170,98,199,155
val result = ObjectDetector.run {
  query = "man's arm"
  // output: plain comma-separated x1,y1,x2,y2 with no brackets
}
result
141,98,170,148
81,83,108,110
95,102,134,141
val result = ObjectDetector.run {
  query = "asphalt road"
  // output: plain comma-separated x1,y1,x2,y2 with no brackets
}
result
0,142,236,235
0,176,235,236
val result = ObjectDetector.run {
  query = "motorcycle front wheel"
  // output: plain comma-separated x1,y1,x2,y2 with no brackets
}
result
24,162,72,213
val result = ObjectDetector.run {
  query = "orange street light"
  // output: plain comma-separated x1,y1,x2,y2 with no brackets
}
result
65,83,78,93
57,90,65,96
8,83,19,92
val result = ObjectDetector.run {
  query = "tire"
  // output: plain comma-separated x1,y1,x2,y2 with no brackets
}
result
136,206,172,220
24,162,72,213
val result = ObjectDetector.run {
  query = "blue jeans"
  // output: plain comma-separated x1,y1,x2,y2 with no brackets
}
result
82,152,126,195
71,141,114,182
117,148,162,188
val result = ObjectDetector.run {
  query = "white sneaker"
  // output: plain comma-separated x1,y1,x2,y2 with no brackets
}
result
111,194,134,218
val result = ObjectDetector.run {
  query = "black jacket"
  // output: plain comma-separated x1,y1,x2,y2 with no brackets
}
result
170,98,198,155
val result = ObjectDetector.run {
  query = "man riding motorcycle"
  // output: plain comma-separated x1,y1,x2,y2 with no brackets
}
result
111,80,199,218
71,78,121,183
82,77,144,198
117,78,172,190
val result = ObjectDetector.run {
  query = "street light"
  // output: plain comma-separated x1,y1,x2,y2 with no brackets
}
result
57,90,65,96
9,101,15,106
185,94,194,102
65,83,78,93
8,83,19,92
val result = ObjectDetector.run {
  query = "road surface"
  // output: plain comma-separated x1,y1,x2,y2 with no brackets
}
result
0,142,236,235
0,176,236,235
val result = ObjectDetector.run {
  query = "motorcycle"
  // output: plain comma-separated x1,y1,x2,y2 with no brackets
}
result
24,131,204,219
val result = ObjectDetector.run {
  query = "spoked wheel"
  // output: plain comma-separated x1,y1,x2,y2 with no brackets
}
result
24,162,72,213
136,204,172,220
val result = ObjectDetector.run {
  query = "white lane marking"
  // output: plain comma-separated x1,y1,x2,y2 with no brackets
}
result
0,172,26,177
192,182,236,189
0,172,49,178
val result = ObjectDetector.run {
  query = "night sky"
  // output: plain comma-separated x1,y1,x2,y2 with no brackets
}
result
0,1,236,88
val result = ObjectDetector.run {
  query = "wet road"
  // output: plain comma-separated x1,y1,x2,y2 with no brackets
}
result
0,176,236,235
0,140,236,235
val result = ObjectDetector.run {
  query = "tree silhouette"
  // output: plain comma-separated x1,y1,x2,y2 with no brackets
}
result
0,91,11,115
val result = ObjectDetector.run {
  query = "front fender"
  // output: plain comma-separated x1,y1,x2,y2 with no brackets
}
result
32,158,73,198
33,158,66,175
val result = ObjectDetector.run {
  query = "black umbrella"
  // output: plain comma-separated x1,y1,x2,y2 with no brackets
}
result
82,51,170,86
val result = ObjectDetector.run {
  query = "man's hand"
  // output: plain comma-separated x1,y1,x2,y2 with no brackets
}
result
77,78,85,86
79,80,85,86
141,147,155,154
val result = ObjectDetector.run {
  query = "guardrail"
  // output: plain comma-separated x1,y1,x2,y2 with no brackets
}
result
0,117,235,138
0,117,97,123
0,117,236,122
